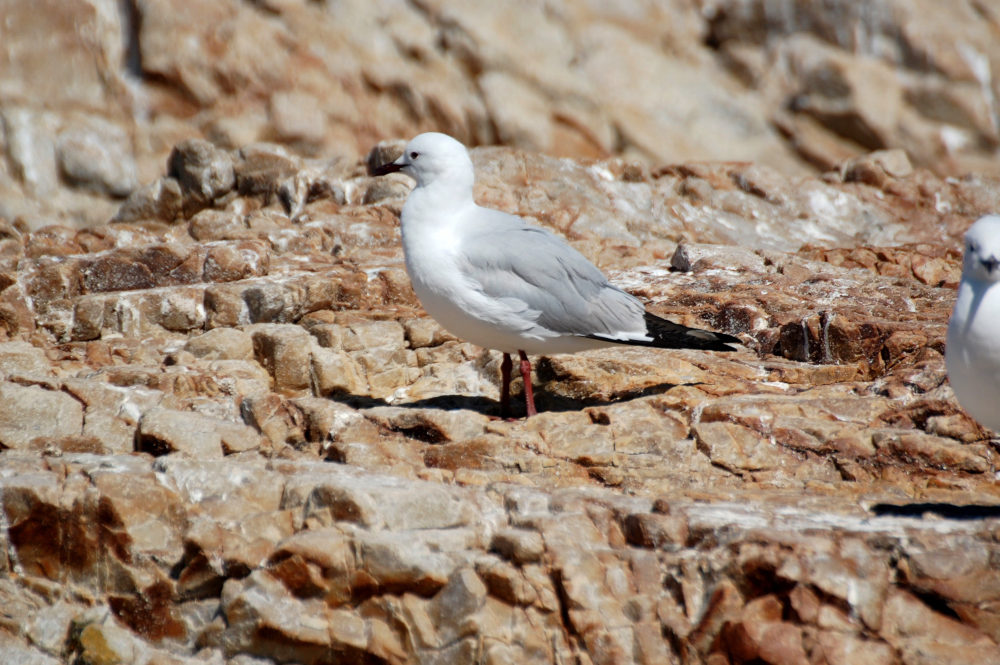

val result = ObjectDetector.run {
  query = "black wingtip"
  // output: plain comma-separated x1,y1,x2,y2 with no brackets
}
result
584,312,743,351
640,311,741,351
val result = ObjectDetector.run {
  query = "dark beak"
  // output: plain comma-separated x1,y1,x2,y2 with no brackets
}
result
370,159,404,177
982,256,1000,274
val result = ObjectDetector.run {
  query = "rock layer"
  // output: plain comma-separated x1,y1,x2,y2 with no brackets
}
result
3,0,1000,229
0,139,999,664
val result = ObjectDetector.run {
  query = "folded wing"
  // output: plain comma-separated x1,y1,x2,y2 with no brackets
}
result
455,209,651,341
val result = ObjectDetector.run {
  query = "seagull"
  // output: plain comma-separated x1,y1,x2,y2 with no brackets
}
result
947,214,1000,432
371,132,740,417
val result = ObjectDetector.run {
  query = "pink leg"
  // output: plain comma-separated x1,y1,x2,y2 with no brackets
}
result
500,353,513,418
518,350,537,417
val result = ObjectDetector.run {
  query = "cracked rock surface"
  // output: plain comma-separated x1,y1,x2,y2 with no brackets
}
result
0,139,999,664
4,0,1000,231
5,1,1000,661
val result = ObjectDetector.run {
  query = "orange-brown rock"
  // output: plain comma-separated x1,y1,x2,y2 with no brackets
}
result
0,131,999,665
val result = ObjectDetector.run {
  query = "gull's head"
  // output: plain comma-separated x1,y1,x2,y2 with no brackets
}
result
371,132,474,190
961,215,1000,284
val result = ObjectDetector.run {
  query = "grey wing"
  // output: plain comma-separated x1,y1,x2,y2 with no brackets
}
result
457,211,649,339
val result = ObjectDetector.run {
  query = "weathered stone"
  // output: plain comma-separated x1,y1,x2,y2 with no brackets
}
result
188,209,254,242
203,241,270,283
0,642,62,665
310,346,366,397
0,383,83,449
476,556,538,606
136,407,228,458
287,397,369,447
248,323,315,395
2,33,1000,662
56,116,138,197
112,177,184,224
167,139,236,212
23,225,79,259
671,242,769,274
81,253,155,294
240,393,307,448
184,327,254,361
157,457,282,520
689,578,746,653
179,510,295,602
777,539,889,631
623,512,689,549
62,379,162,453
268,527,354,597
430,567,488,645
299,469,472,531
2,107,59,198
78,618,139,665
234,143,302,197
816,632,896,665
243,282,298,324
220,570,332,662
269,91,327,147
25,599,80,657
693,421,790,473
720,594,809,665
880,588,999,664
364,406,490,444
841,149,914,187
203,282,250,328
523,411,614,460
873,430,990,473
87,460,187,560
403,317,456,349
354,530,455,595
0,340,50,376
490,528,545,565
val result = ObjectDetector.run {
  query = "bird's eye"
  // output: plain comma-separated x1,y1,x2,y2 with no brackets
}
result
410,151,419,160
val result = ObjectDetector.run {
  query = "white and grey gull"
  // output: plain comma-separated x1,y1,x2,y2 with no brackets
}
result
371,132,740,417
947,214,1000,432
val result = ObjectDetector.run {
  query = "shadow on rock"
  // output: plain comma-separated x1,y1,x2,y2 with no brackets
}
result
330,380,686,419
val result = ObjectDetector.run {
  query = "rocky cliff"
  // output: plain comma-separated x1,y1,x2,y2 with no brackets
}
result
2,1,1000,665
3,0,1000,230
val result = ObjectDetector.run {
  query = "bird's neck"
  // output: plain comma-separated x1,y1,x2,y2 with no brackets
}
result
403,178,476,225
961,277,1000,295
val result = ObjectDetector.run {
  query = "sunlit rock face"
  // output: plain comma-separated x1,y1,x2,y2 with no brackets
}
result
0,135,999,664
2,0,1000,230
3,0,1000,661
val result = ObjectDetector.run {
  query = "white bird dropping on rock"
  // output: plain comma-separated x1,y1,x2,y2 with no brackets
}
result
371,132,740,418
947,214,1000,431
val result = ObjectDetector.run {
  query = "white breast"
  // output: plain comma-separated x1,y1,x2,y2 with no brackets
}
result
400,218,607,356
947,281,1000,430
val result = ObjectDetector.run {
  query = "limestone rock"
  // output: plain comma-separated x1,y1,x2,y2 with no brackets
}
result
0,132,998,665
0,341,50,376
136,407,260,458
78,618,139,665
184,328,254,361
219,570,334,662
248,323,315,395
0,382,83,449
269,91,327,148
112,177,184,224
355,530,456,595
167,139,236,214
490,528,545,564
5,0,1000,231
56,116,138,197
234,143,302,198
